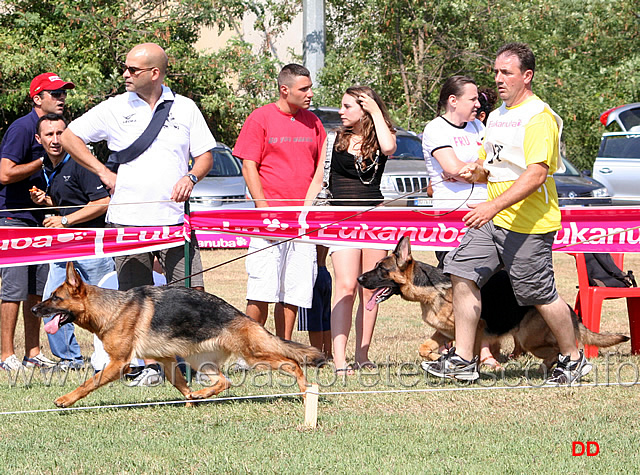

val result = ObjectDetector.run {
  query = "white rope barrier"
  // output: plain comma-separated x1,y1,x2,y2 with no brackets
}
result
1,379,638,416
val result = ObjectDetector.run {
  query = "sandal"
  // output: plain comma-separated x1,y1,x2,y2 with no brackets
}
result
334,365,355,376
354,361,378,371
480,356,504,371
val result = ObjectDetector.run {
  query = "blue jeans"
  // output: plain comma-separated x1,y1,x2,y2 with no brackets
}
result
43,258,115,361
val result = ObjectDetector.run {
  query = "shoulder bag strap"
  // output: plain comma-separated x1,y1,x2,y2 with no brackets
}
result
108,98,174,169
321,131,337,188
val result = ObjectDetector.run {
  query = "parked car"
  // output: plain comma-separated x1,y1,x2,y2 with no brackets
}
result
599,103,640,132
593,130,640,205
591,102,640,205
555,157,611,206
310,107,431,206
189,144,254,210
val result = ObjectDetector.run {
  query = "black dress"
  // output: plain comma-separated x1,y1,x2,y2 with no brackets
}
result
328,147,388,207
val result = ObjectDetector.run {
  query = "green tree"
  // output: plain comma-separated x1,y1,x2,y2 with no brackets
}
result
319,0,640,168
0,0,284,146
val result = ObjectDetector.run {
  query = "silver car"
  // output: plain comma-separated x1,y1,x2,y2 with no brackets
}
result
592,103,640,205
599,102,640,132
189,144,254,211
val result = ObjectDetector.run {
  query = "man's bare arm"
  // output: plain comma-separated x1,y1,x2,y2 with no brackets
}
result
0,157,43,185
462,162,549,229
242,160,268,208
61,128,117,192
170,150,213,203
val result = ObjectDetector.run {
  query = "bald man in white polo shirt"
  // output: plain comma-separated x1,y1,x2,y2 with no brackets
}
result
61,43,215,385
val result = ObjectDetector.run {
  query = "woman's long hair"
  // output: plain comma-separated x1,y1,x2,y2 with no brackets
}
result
336,86,395,162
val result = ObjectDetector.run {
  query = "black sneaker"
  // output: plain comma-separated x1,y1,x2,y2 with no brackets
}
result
57,358,86,371
123,365,145,381
544,350,593,386
420,348,479,381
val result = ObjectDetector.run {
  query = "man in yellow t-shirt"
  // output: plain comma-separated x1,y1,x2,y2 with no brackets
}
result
421,43,591,385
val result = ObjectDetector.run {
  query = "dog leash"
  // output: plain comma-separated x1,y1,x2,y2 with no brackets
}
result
167,173,471,286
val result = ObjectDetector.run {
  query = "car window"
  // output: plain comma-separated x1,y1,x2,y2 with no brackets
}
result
598,135,640,159
555,158,580,176
618,109,640,131
393,135,424,159
207,149,243,177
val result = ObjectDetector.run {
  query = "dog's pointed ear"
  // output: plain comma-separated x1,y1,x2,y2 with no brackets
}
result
395,237,412,270
65,262,84,290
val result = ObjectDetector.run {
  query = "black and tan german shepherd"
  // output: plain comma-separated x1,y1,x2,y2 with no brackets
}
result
32,262,324,408
358,237,629,366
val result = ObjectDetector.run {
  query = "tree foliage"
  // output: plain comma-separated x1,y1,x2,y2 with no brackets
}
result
318,0,640,169
0,0,637,168
0,0,281,146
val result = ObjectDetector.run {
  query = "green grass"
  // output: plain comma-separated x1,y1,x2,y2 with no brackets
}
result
1,250,639,473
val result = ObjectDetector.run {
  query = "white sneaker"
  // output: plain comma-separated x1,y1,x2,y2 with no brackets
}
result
128,367,164,387
0,354,22,371
22,353,57,368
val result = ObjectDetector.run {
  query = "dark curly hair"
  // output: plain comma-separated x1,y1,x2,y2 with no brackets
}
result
477,87,498,125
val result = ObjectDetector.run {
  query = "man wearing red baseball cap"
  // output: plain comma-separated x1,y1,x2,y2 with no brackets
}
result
0,72,75,372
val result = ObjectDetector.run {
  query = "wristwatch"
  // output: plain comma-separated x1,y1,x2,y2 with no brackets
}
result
186,173,198,185
61,216,68,227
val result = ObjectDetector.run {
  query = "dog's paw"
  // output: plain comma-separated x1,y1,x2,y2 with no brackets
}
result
418,346,441,361
54,396,73,408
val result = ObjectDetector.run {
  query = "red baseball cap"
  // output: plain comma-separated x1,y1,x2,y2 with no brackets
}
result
29,73,75,98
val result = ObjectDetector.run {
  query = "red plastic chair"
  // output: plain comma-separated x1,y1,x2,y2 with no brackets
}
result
570,253,640,358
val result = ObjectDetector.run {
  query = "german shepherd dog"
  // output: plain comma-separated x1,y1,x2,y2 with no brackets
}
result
358,237,629,367
32,262,324,408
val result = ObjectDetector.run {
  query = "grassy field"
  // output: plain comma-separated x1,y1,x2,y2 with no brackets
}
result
1,249,639,473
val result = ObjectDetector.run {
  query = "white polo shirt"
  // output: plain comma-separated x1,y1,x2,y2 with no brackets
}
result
68,86,216,225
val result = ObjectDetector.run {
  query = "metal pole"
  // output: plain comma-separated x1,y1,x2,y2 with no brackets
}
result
303,0,325,88
183,200,192,383
183,200,192,289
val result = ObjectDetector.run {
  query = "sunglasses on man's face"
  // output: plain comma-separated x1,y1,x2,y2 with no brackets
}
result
44,89,68,99
121,63,155,75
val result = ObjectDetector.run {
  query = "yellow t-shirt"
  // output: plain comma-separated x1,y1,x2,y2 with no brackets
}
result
479,98,562,234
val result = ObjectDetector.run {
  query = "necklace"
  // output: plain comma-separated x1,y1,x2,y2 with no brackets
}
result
275,102,295,122
354,150,380,185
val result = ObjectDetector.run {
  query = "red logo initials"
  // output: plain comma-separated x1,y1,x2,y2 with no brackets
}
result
572,441,600,456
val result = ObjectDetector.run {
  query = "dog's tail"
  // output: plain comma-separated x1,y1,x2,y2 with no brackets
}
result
235,318,325,367
270,338,326,367
578,323,630,348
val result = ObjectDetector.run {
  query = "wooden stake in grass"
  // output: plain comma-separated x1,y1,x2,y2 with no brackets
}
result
304,384,319,428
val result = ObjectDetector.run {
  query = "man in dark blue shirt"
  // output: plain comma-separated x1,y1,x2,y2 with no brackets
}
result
0,73,75,371
30,114,112,370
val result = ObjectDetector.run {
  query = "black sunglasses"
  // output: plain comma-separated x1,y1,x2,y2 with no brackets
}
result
121,63,155,75
43,89,68,99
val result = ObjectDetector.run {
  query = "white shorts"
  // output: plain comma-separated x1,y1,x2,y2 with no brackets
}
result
246,238,317,308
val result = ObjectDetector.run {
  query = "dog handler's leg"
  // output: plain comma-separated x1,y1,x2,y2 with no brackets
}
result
54,361,129,407
451,275,482,362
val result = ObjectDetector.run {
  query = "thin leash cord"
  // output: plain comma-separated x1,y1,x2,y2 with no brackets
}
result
0,379,638,416
551,223,640,252
167,173,468,286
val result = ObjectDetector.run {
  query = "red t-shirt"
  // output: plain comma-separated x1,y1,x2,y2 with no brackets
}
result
233,103,326,206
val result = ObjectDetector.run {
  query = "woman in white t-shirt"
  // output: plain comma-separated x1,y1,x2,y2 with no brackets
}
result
422,76,487,209
421,77,503,370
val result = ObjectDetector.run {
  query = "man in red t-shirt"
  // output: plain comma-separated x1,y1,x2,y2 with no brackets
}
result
233,64,326,340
